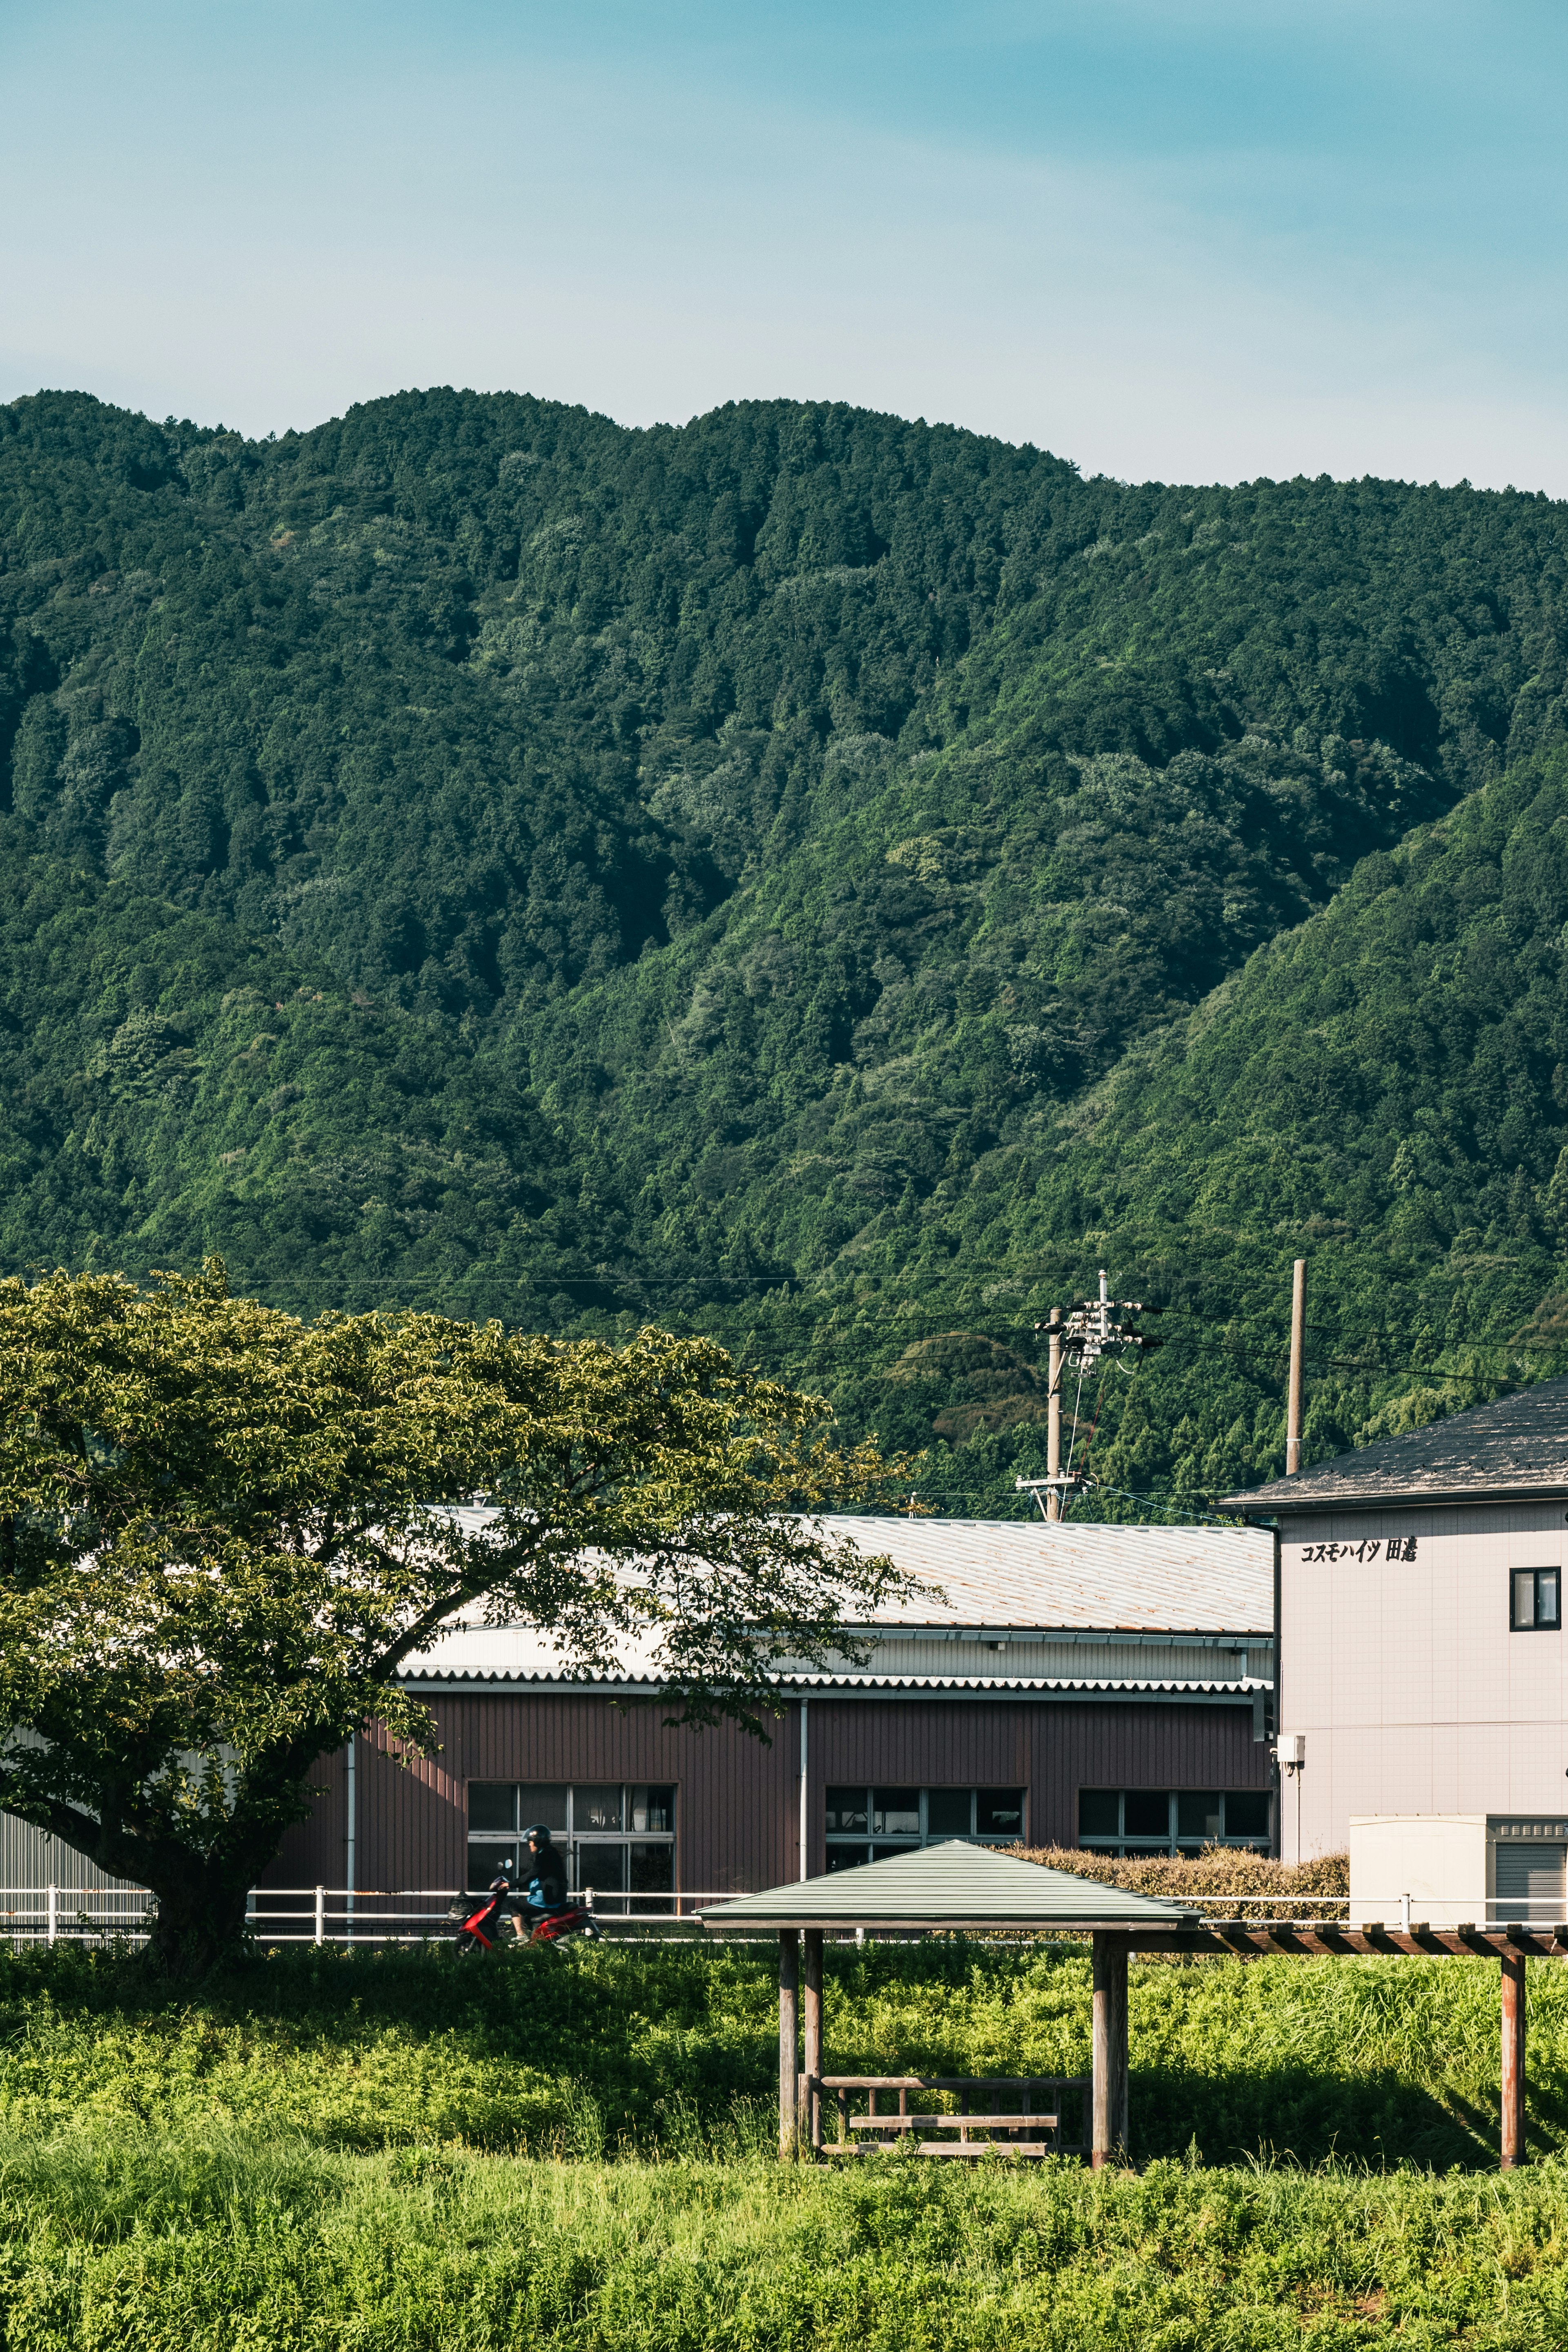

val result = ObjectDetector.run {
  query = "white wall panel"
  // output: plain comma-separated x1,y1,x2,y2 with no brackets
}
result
1286,1500,1568,1850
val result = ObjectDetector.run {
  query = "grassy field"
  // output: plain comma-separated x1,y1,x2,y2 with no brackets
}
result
0,1935,1557,2167
4,2130,1568,2350
2,1939,1566,2347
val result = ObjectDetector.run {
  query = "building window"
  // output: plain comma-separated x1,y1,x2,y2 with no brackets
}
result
1078,1789,1271,1857
824,1786,1025,1871
466,1782,675,1893
1511,1568,1561,1632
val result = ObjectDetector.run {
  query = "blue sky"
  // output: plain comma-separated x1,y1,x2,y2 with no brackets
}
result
4,0,1564,488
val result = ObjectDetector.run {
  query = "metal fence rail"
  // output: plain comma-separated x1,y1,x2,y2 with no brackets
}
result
1,1886,756,1947
0,1886,154,1945
246,1889,765,1943
7,1885,1565,1948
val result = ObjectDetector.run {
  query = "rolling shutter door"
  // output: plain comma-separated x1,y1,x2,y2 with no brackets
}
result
1494,1843,1566,1924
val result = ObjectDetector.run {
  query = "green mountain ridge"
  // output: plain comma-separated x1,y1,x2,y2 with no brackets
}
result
6,385,1568,1508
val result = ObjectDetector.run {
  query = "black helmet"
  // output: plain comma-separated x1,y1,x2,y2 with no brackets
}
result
522,1822,553,1845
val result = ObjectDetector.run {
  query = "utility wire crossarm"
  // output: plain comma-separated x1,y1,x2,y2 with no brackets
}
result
1049,1269,1165,1377
1019,1272,1164,1521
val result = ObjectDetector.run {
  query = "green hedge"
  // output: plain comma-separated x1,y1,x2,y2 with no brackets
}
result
1013,1846,1349,1919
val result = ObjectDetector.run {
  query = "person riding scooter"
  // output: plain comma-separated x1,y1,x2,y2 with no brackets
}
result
516,1823,570,1934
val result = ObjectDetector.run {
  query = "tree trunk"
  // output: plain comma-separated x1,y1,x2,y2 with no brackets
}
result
143,1859,256,1976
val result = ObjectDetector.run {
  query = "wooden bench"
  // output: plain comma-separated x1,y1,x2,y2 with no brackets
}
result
802,2073,1091,2159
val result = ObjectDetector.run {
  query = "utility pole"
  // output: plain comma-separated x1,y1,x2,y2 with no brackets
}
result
1019,1276,1162,1519
1286,1259,1307,1475
1046,1306,1063,1523
1275,1261,1308,1866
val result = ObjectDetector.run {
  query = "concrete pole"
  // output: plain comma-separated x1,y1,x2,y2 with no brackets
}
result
1501,1952,1527,2169
1091,1931,1129,2167
802,1929,824,2155
1285,1260,1307,1475
778,1929,800,2159
1047,1308,1063,1523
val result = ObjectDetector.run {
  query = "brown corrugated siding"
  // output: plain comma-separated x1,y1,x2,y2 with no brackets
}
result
261,1694,1269,1895
1025,1701,1268,1850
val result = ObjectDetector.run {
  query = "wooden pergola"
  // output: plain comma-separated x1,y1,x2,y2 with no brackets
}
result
698,1844,1554,2171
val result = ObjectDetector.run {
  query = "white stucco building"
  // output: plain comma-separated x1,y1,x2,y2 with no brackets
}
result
1226,1380,1568,1864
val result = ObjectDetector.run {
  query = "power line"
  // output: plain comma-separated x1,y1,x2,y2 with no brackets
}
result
527,1273,1568,1356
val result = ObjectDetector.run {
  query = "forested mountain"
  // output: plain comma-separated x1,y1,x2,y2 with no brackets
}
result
5,385,1568,1509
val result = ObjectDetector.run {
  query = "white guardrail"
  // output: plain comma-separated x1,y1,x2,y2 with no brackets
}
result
7,1888,1568,1948
0,1887,747,1947
245,1890,745,1944
1183,1896,1568,1931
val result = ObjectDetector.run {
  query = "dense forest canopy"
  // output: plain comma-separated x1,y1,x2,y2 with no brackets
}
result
4,384,1568,1510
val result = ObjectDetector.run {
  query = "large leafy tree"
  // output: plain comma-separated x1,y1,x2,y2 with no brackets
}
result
0,1262,913,1972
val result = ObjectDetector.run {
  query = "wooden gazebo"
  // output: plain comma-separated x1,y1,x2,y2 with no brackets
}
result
699,1843,1194,2166
699,1841,1558,2170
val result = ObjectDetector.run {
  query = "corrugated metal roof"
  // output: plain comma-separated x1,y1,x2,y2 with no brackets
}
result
805,1516,1272,1633
697,1839,1197,1927
1223,1377,1568,1514
398,1514,1272,1690
399,1659,1268,1698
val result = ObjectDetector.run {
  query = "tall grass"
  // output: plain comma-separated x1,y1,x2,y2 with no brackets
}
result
1,2127,1567,2348
2,1942,1566,2343
0,1934,1556,2169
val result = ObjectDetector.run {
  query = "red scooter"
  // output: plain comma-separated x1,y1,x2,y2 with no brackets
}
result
452,1878,514,1955
523,1900,600,1946
451,1878,599,1953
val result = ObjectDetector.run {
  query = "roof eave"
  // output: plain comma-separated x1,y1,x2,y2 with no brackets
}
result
398,1673,1272,1698
831,1621,1273,1639
697,1913,1192,1931
1224,1479,1568,1516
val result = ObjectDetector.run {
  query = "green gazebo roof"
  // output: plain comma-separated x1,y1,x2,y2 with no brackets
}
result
697,1840,1198,1929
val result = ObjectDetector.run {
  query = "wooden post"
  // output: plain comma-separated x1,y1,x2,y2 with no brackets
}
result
1501,1951,1527,2170
778,1929,800,2159
1047,1309,1063,1522
802,1928,824,2154
1091,1930,1129,2168
1285,1259,1307,1475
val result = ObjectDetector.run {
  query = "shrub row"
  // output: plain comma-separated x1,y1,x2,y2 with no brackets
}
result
1014,1844,1349,1919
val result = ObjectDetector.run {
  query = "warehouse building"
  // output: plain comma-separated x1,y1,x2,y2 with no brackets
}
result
262,1515,1276,1907
3,1518,1276,1913
1225,1378,1568,1866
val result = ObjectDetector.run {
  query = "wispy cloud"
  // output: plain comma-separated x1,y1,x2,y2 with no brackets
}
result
2,0,1563,489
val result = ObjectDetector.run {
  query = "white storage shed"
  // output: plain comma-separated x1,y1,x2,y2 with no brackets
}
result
1349,1812,1568,1928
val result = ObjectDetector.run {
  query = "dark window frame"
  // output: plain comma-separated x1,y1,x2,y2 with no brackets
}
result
1510,1567,1561,1632
465,1781,677,1895
824,1785,1027,1857
1076,1788,1272,1857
